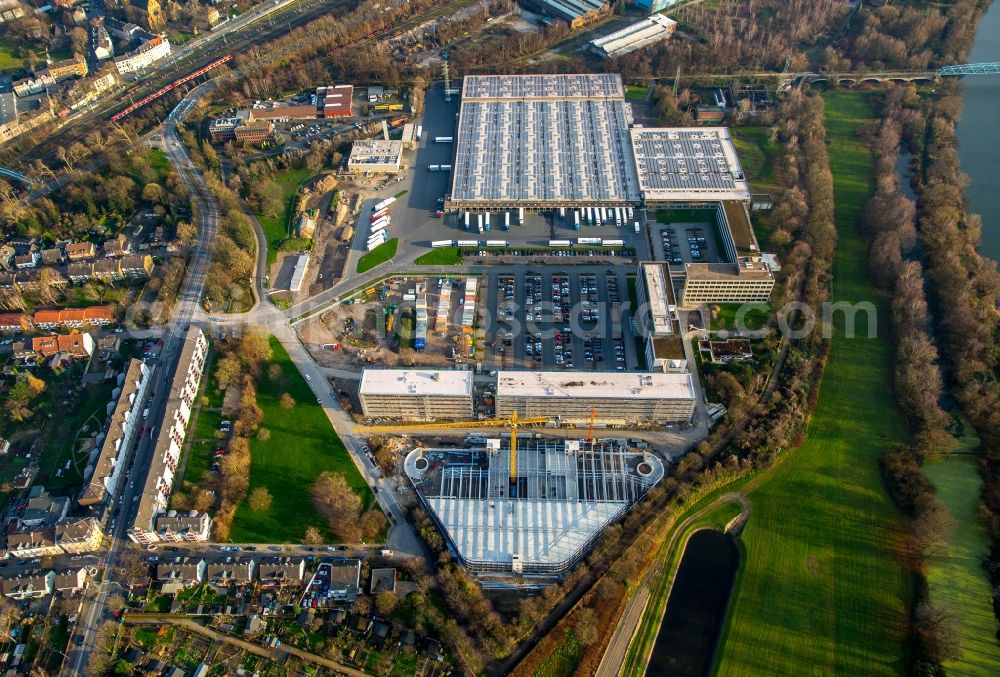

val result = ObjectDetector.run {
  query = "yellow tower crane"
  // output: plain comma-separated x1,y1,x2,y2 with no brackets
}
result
354,411,549,481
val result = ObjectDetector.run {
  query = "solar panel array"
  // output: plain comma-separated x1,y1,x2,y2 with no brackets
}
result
461,73,624,100
630,128,745,194
451,74,639,205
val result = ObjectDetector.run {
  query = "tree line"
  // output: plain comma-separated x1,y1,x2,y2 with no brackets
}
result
856,87,965,671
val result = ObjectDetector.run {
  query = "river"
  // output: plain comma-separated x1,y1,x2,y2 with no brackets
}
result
956,1,1000,261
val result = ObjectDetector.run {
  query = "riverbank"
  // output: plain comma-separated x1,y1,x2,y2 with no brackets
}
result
713,91,912,675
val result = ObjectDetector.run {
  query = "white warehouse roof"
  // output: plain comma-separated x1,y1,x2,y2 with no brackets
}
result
590,15,677,59
630,127,750,202
496,371,694,400
359,369,474,397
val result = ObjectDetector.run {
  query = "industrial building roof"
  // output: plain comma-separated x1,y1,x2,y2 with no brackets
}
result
289,254,309,293
630,127,750,202
348,139,403,169
590,15,677,59
359,369,474,397
496,371,695,400
461,73,624,100
451,74,639,207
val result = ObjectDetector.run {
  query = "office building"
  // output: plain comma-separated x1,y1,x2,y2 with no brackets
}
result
348,139,404,174
358,369,475,420
636,262,686,372
496,370,695,425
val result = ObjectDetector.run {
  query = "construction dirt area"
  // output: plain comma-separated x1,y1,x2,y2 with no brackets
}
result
297,275,486,371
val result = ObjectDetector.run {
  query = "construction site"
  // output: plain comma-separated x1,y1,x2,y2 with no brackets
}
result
402,436,663,576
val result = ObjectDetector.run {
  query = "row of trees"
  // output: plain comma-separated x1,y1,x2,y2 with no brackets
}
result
860,89,963,670
719,92,836,468
902,84,1000,644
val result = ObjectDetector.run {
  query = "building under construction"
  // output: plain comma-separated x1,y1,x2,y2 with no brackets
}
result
404,437,663,576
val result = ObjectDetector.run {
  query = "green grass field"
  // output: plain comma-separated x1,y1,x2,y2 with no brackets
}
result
924,433,1000,675
709,303,771,332
357,238,398,273
731,127,781,193
415,247,462,265
0,39,28,71
229,338,372,543
254,168,313,266
625,85,648,101
714,92,912,676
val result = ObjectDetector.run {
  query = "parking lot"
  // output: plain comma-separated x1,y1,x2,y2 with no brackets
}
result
482,266,642,372
650,221,724,266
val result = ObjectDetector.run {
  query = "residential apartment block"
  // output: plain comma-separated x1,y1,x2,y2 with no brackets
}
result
358,369,475,421
130,327,210,544
79,359,152,506
154,511,212,542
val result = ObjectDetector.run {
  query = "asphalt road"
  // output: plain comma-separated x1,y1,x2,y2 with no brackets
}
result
62,88,220,677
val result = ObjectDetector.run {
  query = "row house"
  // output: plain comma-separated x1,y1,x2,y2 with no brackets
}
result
6,528,62,558
34,305,115,329
41,247,63,266
0,568,89,600
1,571,53,600
62,255,153,285
206,560,255,589
0,313,30,333
31,332,95,359
65,242,97,262
103,234,128,258
156,558,306,592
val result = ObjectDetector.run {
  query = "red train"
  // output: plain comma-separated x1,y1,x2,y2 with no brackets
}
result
110,54,234,122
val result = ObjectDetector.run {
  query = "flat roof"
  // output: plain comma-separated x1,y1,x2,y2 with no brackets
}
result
348,139,403,166
640,262,674,335
630,127,750,202
685,259,772,280
450,74,640,207
722,200,760,256
359,369,474,397
496,371,695,400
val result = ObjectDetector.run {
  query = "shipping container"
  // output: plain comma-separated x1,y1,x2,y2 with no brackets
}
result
600,208,608,224
485,240,509,247
456,240,480,247
603,239,625,247
431,240,456,248
573,211,581,230
477,214,484,233
518,207,525,224
434,136,453,143
504,212,510,230
370,215,390,231
464,212,471,230
615,208,623,226
577,237,602,245
371,207,389,221
484,213,490,232
548,240,572,247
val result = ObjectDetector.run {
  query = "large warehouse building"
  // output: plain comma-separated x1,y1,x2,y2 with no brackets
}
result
448,74,640,211
590,15,677,59
359,369,475,420
496,371,696,425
